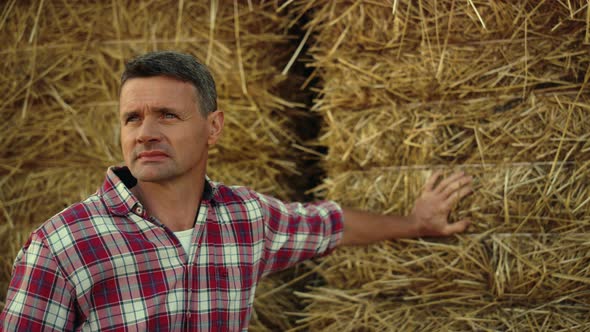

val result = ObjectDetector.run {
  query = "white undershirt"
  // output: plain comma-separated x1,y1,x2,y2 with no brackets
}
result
173,228,194,254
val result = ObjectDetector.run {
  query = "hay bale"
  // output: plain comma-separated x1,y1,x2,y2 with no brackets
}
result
314,236,491,299
488,233,590,302
315,163,590,234
295,287,590,331
284,0,590,329
311,233,590,307
0,1,305,326
249,263,322,332
318,93,590,171
290,0,590,170
0,1,301,198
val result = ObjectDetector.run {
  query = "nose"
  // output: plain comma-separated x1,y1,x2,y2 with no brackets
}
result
136,118,162,144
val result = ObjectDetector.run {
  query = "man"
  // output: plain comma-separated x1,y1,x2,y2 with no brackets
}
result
0,51,472,331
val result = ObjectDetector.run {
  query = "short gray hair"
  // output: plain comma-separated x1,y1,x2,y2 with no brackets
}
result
121,51,217,115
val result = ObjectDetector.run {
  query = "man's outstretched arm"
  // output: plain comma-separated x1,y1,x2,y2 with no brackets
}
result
339,171,473,246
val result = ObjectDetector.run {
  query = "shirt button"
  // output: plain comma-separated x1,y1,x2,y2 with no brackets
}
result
187,312,191,319
135,206,143,214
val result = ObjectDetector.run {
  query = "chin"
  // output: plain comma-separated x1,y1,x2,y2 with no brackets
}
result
132,166,177,183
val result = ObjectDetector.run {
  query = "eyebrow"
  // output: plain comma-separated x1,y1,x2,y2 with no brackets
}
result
154,107,177,114
121,111,139,120
121,108,179,119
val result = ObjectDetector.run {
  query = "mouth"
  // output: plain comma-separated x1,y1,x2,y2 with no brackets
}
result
136,150,169,161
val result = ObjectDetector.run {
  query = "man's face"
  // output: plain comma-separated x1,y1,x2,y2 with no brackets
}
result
119,76,222,184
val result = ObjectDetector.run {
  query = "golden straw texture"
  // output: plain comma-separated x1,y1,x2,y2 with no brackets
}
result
0,2,305,328
285,0,590,329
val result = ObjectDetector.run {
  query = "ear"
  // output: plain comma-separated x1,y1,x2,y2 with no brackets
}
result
207,110,224,146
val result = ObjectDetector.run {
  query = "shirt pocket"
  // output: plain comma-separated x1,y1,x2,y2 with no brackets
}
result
210,264,255,331
217,264,255,307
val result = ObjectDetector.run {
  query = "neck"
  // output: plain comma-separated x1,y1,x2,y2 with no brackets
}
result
132,174,204,232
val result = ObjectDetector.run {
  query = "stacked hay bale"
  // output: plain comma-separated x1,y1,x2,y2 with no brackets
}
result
289,0,590,330
0,1,304,329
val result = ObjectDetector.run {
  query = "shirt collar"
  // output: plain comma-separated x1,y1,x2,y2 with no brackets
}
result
203,175,215,201
100,166,217,216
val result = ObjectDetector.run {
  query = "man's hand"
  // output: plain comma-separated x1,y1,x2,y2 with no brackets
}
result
339,170,473,246
410,170,473,237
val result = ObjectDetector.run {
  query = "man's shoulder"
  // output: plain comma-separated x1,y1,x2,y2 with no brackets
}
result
210,180,262,204
32,192,114,249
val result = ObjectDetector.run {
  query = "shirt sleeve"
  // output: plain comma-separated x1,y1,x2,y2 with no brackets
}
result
1,232,76,331
253,191,344,277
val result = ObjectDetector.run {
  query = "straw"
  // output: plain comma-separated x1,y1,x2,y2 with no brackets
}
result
0,2,306,327
284,0,590,329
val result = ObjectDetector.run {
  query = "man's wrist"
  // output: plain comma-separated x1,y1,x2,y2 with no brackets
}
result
385,214,422,239
407,213,423,238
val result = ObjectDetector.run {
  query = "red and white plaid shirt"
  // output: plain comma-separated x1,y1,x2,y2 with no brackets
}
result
1,167,343,331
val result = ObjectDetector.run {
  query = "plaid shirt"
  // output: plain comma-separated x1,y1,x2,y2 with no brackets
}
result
1,167,343,331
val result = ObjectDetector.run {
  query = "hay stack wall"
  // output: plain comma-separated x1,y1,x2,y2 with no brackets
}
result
0,1,305,329
291,0,590,330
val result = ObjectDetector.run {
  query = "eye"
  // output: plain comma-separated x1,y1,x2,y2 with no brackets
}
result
125,114,140,124
163,112,178,119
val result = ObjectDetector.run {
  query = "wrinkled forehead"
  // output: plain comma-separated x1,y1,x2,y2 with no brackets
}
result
119,76,200,112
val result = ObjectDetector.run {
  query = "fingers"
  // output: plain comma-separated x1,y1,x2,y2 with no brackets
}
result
418,170,474,237
443,183,473,208
435,171,467,194
441,219,471,236
424,170,443,192
438,173,473,198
